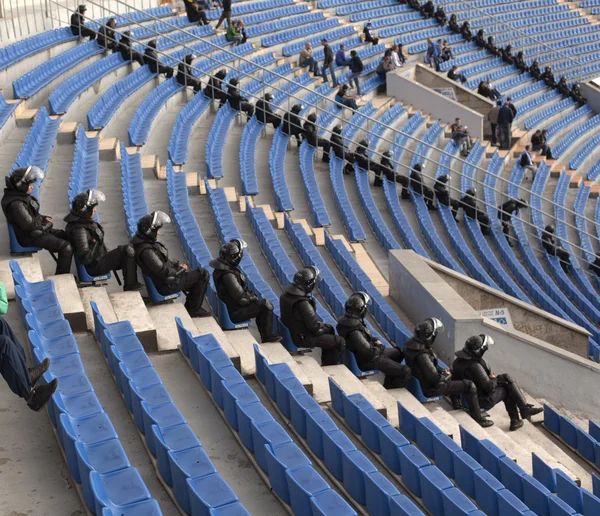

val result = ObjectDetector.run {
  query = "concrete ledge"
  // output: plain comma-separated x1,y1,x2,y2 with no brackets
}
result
148,302,196,352
16,108,38,128
294,354,332,404
0,257,44,300
47,274,86,333
78,286,117,332
57,121,78,144
109,291,157,352
261,342,313,395
193,316,241,373
199,179,217,194
99,138,120,161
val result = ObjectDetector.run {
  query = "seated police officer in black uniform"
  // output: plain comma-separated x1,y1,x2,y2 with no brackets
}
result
322,124,355,175
355,140,383,185
132,212,211,317
256,93,281,128
282,104,305,146
71,5,96,40
434,174,459,221
204,69,228,106
380,151,410,198
2,167,73,275
403,318,493,427
226,78,254,119
303,112,329,151
176,54,202,92
97,17,118,51
498,198,527,246
210,239,282,342
64,189,142,291
410,163,437,210
542,224,571,274
452,334,543,430
117,30,144,67
144,40,174,78
280,267,344,365
461,187,490,235
337,292,411,389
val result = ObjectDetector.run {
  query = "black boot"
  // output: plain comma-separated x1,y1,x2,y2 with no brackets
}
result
187,306,212,318
468,394,494,428
506,400,524,431
124,282,144,292
257,302,282,343
520,404,543,420
29,358,50,387
26,378,58,412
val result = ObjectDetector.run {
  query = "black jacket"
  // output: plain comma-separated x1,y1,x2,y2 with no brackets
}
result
131,234,183,289
222,0,232,10
1,180,52,243
410,170,427,195
177,61,195,87
323,44,334,66
403,337,446,396
354,148,372,171
336,314,384,368
97,25,116,49
280,285,326,345
209,258,256,311
70,11,85,34
498,199,520,222
460,193,480,219
118,33,135,61
144,47,163,74
227,85,248,111
434,179,451,205
380,157,394,181
330,134,347,159
350,55,364,74
64,213,107,265
542,231,559,256
303,119,318,147
256,99,274,124
451,351,496,395
282,112,303,137
497,105,514,125
204,75,225,99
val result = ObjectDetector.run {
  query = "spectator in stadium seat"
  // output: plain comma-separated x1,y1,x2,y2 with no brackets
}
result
336,44,351,67
303,113,328,150
322,124,355,175
452,334,542,430
227,78,254,119
237,20,248,44
391,44,406,68
71,5,96,40
486,79,501,100
571,83,586,106
299,42,319,75
226,19,243,46
421,0,435,18
348,50,363,95
542,66,557,88
117,30,144,67
450,118,473,154
557,76,570,98
514,51,528,74
183,0,209,26
282,104,305,145
408,0,421,10
531,129,553,160
498,198,527,246
255,93,281,128
497,101,514,150
461,188,490,235
442,40,453,60
486,36,500,57
380,151,410,198
214,0,232,30
530,60,541,80
475,29,486,49
0,282,58,412
177,54,202,92
410,163,437,210
542,225,571,273
97,17,118,51
204,69,228,106
363,22,379,45
478,81,491,99
460,21,473,41
404,318,493,427
447,65,467,83
435,175,460,220
448,14,459,33
434,5,447,26
335,84,359,110
519,145,538,180
144,40,174,78
338,293,411,388
487,100,501,147
501,44,514,64
321,39,338,87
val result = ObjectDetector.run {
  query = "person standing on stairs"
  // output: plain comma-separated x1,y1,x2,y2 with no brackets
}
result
144,40,174,78
497,100,514,150
322,124,355,175
0,282,58,411
97,17,118,51
64,190,142,291
321,39,338,88
403,318,494,427
70,5,96,40
282,104,305,146
256,93,281,128
337,292,411,388
542,225,571,274
210,239,282,343
460,188,490,235
117,30,144,67
214,0,232,31
280,267,345,366
498,198,527,247
410,163,437,210
177,54,202,93
434,175,460,220
488,100,501,147
452,334,543,430
2,167,73,275
132,212,211,317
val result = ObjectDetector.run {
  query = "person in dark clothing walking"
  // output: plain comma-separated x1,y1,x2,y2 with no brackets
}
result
381,151,410,198
64,190,142,290
204,69,228,105
183,0,209,25
132,212,211,317
144,40,174,78
410,163,436,210
542,225,571,273
497,101,514,150
210,239,282,342
434,175,459,220
215,0,232,30
97,17,118,51
452,334,542,430
363,22,379,45
255,93,281,128
338,292,411,388
71,5,96,40
403,318,494,427
461,188,490,235
177,54,202,92
226,78,254,118
280,267,344,366
0,282,58,411
303,113,328,150
117,30,144,66
323,124,355,175
321,39,337,87
2,167,73,274
282,104,305,145
498,198,527,246
348,50,363,96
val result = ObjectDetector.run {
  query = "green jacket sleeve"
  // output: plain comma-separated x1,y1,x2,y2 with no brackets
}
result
0,282,8,315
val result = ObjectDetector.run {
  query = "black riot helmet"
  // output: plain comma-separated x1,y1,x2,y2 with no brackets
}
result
291,104,303,114
437,174,450,184
9,166,44,193
344,291,372,319
71,189,106,218
466,187,476,196
464,334,494,359
148,39,157,49
78,5,87,13
136,211,171,241
413,163,423,173
332,124,343,135
229,77,239,87
413,317,444,347
292,266,320,295
215,69,227,80
382,150,392,158
545,224,555,234
307,113,317,123
264,92,274,102
107,17,116,27
218,238,247,267
184,53,195,65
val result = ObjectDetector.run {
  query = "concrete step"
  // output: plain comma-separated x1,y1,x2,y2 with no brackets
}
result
262,342,313,396
78,286,117,332
294,353,332,404
147,302,200,352
321,367,386,418
191,316,242,373
47,274,86,333
109,291,157,352
0,257,43,300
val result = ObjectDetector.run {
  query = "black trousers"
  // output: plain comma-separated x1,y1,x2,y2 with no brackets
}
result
480,375,527,421
439,197,459,219
413,186,436,209
240,102,254,118
85,246,138,288
157,64,174,78
368,347,411,389
0,316,31,398
490,123,497,145
157,268,209,312
121,50,145,67
179,78,203,93
230,299,275,341
215,10,231,29
21,229,73,275
72,26,96,40
188,10,208,25
468,212,490,235
261,114,281,128
303,326,344,366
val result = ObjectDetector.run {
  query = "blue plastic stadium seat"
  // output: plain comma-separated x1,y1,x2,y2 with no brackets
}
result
217,298,250,329
210,364,244,409
474,469,505,516
101,499,163,515
390,493,425,515
152,424,201,487
432,432,461,479
130,382,172,431
442,487,480,516
582,489,600,514
187,473,239,515
498,489,531,516
142,273,181,303
556,471,583,513
75,257,111,284
222,382,259,430
89,467,151,515
365,471,400,515
265,442,312,503
499,456,527,500
141,401,187,455
286,465,330,515
532,453,557,493
341,449,377,505
479,440,506,480
264,362,294,405
559,416,579,448
322,429,356,481
399,445,430,496
523,475,552,516
359,407,391,453
237,401,273,452
169,446,217,514
8,223,41,254
419,465,454,516
27,330,78,360
306,410,338,460
311,489,357,515
398,401,418,441
274,374,305,420
251,420,293,473
548,494,578,515
453,451,483,499
290,391,321,438
415,417,443,459
379,425,410,474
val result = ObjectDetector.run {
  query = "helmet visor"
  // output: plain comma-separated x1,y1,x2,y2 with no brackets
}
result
232,238,247,251
87,189,106,208
151,211,171,230
308,265,320,280
480,334,494,351
430,317,444,334
20,166,44,185
357,291,372,306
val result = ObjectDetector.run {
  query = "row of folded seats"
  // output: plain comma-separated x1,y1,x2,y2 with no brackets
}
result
176,318,358,515
9,261,161,515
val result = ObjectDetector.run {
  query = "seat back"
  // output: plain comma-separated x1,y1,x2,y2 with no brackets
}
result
75,257,112,284
8,223,41,254
142,274,181,303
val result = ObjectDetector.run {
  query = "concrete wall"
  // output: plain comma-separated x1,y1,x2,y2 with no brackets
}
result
581,81,600,114
389,250,600,418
